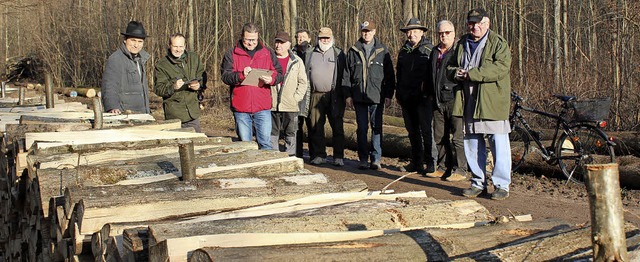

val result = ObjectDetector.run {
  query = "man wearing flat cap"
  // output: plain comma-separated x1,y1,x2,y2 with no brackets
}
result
344,20,396,170
305,27,347,167
394,18,435,175
102,21,151,114
448,8,513,200
270,31,309,155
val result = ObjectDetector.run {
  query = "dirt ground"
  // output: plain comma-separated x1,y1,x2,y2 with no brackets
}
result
192,103,640,229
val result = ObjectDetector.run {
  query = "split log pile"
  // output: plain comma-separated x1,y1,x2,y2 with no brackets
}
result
1,97,640,261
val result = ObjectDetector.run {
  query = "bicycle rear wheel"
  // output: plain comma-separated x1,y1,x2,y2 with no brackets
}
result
509,125,530,172
555,125,615,184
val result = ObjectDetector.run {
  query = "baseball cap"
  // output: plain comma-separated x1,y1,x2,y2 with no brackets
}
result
360,20,376,31
318,27,333,38
467,8,488,23
274,31,290,42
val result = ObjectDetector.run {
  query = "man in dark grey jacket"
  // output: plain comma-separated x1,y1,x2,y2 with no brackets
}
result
344,20,396,170
102,21,151,114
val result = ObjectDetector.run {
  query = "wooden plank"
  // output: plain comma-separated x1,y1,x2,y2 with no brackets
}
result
76,179,367,235
27,129,206,150
149,198,491,243
32,136,224,156
36,149,297,207
32,140,256,170
180,191,427,224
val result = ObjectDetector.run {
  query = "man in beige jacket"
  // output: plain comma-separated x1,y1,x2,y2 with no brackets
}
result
270,31,309,155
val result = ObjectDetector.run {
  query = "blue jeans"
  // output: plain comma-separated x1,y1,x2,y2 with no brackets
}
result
354,102,383,163
234,110,272,150
464,133,512,191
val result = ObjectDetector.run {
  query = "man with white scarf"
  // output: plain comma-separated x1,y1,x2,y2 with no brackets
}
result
448,8,512,200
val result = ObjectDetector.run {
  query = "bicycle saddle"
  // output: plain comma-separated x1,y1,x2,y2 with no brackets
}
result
553,94,576,102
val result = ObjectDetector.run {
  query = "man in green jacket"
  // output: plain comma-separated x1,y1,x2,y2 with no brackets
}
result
154,33,206,132
448,8,512,200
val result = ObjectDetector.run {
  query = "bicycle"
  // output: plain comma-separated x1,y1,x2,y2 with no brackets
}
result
509,91,616,184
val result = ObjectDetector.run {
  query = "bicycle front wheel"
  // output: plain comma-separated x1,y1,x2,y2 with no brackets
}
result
555,125,615,184
509,125,530,173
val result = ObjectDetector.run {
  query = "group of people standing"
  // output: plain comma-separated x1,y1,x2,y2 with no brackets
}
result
101,8,512,200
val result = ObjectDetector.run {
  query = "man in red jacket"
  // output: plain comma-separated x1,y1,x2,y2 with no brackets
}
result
221,23,284,149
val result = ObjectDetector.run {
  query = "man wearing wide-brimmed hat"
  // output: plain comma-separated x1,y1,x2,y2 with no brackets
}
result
394,18,435,175
102,21,151,114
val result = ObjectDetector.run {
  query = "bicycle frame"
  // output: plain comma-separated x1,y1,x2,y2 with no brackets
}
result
509,97,575,163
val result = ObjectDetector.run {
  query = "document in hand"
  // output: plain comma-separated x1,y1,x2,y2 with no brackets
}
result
241,69,273,86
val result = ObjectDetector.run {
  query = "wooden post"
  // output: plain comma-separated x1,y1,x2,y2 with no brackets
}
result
18,86,25,105
178,140,196,181
1,81,5,98
585,163,628,261
45,72,54,108
92,97,103,129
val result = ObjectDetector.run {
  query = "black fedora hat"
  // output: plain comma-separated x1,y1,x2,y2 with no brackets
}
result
400,18,428,32
121,21,148,39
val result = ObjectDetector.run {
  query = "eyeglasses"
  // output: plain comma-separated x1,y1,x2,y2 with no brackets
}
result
438,31,453,36
467,21,488,27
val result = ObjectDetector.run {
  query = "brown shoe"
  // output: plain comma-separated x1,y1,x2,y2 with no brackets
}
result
424,167,445,178
446,169,468,182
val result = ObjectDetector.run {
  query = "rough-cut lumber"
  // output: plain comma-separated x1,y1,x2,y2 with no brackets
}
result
188,229,446,262
75,178,367,235
149,199,491,242
30,135,247,170
181,191,427,224
26,128,207,149
32,131,219,156
184,219,572,262
35,149,300,206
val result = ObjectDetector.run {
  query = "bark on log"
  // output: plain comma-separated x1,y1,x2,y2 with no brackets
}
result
585,163,628,261
188,229,447,262
65,88,97,98
178,140,196,181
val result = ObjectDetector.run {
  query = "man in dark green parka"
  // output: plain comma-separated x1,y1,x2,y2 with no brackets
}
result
154,33,206,132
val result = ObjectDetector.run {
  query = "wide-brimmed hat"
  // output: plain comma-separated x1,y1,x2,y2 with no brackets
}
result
400,18,427,32
121,21,148,39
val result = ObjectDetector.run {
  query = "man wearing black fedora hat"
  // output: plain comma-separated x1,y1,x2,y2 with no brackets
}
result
395,18,435,175
102,21,151,114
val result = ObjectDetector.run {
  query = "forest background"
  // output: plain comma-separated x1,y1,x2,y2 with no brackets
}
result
0,0,637,130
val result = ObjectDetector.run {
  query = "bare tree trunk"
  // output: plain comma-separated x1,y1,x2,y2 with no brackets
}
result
188,0,195,48
228,0,234,47
554,0,562,93
317,0,323,27
290,0,298,38
214,0,220,83
282,0,291,34
401,0,412,22
412,0,419,19
518,0,524,88
543,0,547,66
562,0,568,65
